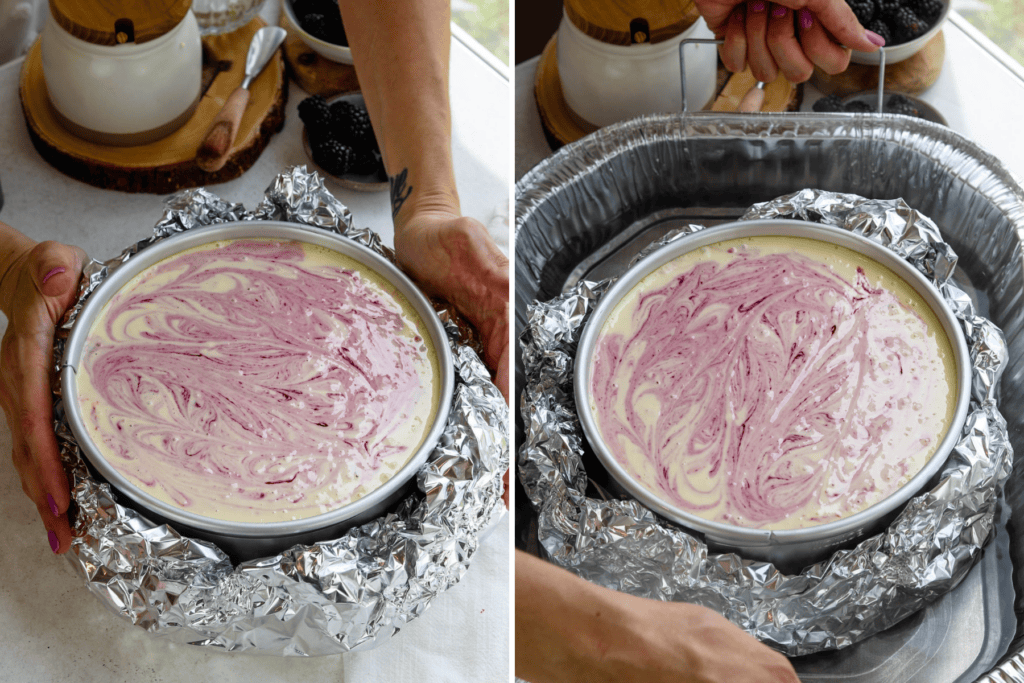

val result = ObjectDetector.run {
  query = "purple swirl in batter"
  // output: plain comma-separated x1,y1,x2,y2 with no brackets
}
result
590,245,953,529
79,239,436,522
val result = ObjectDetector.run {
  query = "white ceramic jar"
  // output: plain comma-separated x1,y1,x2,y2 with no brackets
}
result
40,8,202,145
557,11,717,128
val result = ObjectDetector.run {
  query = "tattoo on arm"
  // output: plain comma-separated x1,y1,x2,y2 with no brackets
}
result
389,168,413,220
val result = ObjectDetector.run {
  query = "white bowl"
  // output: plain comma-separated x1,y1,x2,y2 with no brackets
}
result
40,9,202,145
281,0,353,65
556,10,718,127
850,0,950,65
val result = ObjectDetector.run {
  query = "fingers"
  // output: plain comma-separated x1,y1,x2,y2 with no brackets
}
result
798,8,852,75
0,239,84,555
767,6,815,83
10,429,73,553
719,6,747,74
34,488,74,554
772,0,882,52
745,0,777,83
495,341,509,404
501,469,509,509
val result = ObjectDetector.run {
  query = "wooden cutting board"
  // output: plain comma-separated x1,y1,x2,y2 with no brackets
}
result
19,17,287,194
812,31,945,96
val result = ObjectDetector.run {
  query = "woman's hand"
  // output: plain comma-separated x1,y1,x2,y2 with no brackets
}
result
394,209,510,403
696,0,886,83
0,234,86,554
516,551,799,683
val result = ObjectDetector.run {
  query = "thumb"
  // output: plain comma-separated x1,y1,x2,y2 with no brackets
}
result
30,241,86,307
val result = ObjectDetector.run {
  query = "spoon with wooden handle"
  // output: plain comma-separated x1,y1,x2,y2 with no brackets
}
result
737,81,766,113
196,26,287,172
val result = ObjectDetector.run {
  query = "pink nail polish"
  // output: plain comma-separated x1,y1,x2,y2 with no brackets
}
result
42,266,65,284
771,6,788,18
47,493,59,517
865,29,887,47
799,9,813,29
751,1,766,12
48,530,59,553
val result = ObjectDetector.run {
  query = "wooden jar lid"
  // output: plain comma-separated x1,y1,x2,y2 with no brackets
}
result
564,0,700,45
49,0,192,45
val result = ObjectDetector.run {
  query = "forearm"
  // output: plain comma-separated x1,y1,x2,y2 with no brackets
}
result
0,220,37,317
336,0,458,231
516,550,615,683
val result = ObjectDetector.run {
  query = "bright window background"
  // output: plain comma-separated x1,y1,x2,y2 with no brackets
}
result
452,0,509,65
954,0,1024,67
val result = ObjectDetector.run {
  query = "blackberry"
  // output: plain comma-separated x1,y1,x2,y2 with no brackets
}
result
893,7,926,42
298,95,332,134
908,0,943,21
812,94,847,113
885,94,921,117
312,138,357,176
331,101,377,151
875,0,902,19
846,0,874,26
845,99,874,113
292,0,337,18
295,0,347,47
350,149,384,176
300,13,331,42
866,19,892,46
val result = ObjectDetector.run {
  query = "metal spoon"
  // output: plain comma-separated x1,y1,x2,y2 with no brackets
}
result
196,26,287,172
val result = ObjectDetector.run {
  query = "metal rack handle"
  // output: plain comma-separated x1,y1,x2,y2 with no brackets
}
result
680,37,889,114
679,37,723,113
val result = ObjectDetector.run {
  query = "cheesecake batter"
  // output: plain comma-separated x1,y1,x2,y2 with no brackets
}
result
77,238,441,523
589,235,957,530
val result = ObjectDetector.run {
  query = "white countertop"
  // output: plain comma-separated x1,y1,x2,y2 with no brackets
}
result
0,21,510,683
515,11,1024,184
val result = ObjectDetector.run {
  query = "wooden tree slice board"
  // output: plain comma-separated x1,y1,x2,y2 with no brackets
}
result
279,6,360,97
19,17,287,194
812,31,945,96
711,69,801,112
536,34,800,148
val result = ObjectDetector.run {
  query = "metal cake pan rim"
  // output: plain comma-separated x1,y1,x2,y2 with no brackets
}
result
60,221,455,539
573,218,972,549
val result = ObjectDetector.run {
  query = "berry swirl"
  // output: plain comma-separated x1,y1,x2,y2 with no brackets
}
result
590,237,956,530
78,239,439,523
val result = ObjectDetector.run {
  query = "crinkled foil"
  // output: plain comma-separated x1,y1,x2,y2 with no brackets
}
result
52,166,508,655
518,189,1012,656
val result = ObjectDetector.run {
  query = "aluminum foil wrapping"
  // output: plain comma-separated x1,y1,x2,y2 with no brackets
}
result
518,189,1012,656
51,166,508,655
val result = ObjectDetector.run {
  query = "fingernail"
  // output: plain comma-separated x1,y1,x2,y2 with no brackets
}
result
47,493,59,517
751,1,766,12
799,9,813,29
866,29,886,47
42,266,66,284
48,530,59,553
771,6,788,18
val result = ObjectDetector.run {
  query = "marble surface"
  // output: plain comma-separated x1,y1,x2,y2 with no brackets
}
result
0,20,510,683
514,11,1024,184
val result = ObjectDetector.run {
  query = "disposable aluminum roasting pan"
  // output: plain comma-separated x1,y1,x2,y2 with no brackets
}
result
516,112,1024,681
